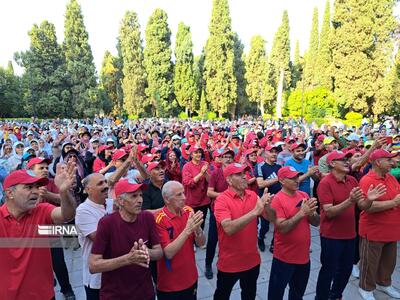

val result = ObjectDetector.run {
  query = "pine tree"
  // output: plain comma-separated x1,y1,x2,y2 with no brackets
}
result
174,22,198,115
245,35,274,116
99,51,123,116
331,0,397,114
316,0,332,89
144,9,174,117
118,11,147,117
291,40,302,88
303,7,319,88
203,0,237,118
16,21,70,118
63,0,98,117
233,33,249,117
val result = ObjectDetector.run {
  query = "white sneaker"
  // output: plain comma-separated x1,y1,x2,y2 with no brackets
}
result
358,288,376,300
193,245,197,252
376,285,400,298
352,264,360,278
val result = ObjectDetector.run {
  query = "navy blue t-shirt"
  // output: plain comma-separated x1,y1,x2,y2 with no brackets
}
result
255,161,282,196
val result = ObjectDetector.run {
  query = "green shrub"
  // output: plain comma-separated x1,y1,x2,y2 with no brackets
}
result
178,112,189,119
128,114,139,120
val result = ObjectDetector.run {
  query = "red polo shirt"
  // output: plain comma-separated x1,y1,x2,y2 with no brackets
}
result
0,203,55,300
359,170,400,241
182,160,210,208
155,206,198,292
318,173,358,239
214,187,260,273
271,190,311,264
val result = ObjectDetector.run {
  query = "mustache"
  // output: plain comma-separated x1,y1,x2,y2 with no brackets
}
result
101,187,109,193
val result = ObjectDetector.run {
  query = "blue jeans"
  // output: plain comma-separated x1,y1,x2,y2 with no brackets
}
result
315,236,355,300
268,258,310,300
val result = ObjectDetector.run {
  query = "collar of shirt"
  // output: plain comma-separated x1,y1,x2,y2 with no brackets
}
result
225,186,248,200
85,198,107,212
162,205,187,220
0,203,33,219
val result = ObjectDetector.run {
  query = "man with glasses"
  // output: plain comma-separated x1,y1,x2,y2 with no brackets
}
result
357,149,400,300
315,151,385,300
205,148,234,279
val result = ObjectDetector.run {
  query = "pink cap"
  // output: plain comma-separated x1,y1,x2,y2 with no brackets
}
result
277,166,302,180
147,160,166,172
327,151,352,164
98,145,113,153
112,149,128,161
151,148,161,154
4,170,49,189
223,163,250,178
290,143,307,151
188,146,202,154
141,154,154,164
369,149,398,162
265,145,279,151
115,179,146,198
137,144,149,152
26,157,51,169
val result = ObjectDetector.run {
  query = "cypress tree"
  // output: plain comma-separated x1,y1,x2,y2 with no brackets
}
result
118,11,147,117
304,7,319,88
316,0,332,89
233,33,249,117
291,40,302,88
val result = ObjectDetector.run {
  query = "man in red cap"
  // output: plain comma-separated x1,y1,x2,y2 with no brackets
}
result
0,163,77,300
213,163,275,300
315,151,385,300
155,181,206,299
357,149,400,300
89,179,163,300
268,166,320,300
142,161,167,214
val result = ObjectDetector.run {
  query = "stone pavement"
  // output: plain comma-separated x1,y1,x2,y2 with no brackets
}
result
56,225,400,300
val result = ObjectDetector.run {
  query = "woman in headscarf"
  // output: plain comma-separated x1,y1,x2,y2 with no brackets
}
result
92,145,114,174
7,141,24,171
165,148,182,182
38,138,52,158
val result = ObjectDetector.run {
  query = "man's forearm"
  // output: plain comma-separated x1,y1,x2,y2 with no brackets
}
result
89,255,128,274
324,199,353,218
275,211,305,233
108,160,130,186
307,212,320,226
363,199,397,213
221,210,257,236
59,190,76,222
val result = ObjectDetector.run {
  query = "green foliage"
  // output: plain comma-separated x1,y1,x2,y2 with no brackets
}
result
174,22,198,114
303,7,319,88
291,40,302,88
245,35,274,116
331,0,397,114
100,51,122,115
206,111,217,120
203,0,237,118
144,9,174,117
118,11,147,117
15,21,70,118
197,88,208,118
233,33,248,117
287,87,338,119
178,111,189,119
0,63,22,117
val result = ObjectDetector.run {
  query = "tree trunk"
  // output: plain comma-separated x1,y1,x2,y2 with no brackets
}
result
259,101,264,116
185,106,188,115
276,68,284,119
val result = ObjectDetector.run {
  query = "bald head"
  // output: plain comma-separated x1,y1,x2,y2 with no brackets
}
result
162,181,186,212
82,173,108,203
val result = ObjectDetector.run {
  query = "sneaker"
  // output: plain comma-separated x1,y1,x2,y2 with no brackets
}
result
258,238,265,252
352,264,360,278
376,285,400,298
63,290,76,300
205,265,213,279
358,288,375,300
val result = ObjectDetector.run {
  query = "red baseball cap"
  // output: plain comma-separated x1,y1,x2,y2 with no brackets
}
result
141,154,154,164
245,148,258,156
221,148,234,157
147,160,166,172
115,179,146,198
3,170,49,189
278,166,303,181
26,157,51,169
188,146,203,154
98,145,113,153
369,149,398,162
290,143,307,151
347,148,363,156
317,135,326,142
327,151,352,164
223,163,250,178
285,136,296,143
151,148,161,154
112,149,128,161
265,145,280,151
137,144,149,152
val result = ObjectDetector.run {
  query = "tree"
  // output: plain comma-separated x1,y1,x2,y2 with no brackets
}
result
118,11,147,117
245,35,274,116
64,0,98,117
203,0,237,118
303,7,319,88
270,10,291,118
15,21,70,118
315,0,332,89
331,0,397,115
144,9,174,117
233,33,249,117
174,22,198,115
99,51,122,115
291,40,302,88
198,88,208,118
378,50,400,115
0,63,22,117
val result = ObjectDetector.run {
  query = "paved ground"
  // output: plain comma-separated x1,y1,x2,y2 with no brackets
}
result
56,224,400,300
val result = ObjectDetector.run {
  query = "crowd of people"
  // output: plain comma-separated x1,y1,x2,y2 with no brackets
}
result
0,116,400,300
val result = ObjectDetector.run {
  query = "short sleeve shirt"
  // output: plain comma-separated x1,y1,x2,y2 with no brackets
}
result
285,158,312,195
255,161,282,196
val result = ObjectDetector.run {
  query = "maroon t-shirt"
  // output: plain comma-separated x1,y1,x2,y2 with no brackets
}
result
209,167,228,193
91,211,160,300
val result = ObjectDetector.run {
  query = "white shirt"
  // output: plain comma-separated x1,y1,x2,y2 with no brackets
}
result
75,198,107,289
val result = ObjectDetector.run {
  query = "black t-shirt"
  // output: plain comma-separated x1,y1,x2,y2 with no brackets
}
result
255,161,282,196
142,180,164,210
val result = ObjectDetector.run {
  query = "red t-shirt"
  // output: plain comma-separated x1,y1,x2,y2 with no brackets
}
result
271,190,311,264
214,187,261,272
93,158,106,173
318,173,358,239
209,167,228,193
0,203,55,300
359,170,400,241
182,160,210,208
91,211,160,300
155,206,197,292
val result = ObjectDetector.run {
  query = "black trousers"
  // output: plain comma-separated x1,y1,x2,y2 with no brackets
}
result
84,286,100,300
157,282,197,300
214,264,260,300
51,246,73,294
194,204,209,230
205,210,218,266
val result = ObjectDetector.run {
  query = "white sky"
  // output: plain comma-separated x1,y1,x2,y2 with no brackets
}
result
0,0,398,75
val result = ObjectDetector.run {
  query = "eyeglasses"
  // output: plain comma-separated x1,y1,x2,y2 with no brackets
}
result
222,155,233,159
